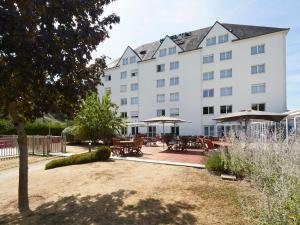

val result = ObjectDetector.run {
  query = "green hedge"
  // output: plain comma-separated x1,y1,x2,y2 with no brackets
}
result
0,119,66,136
45,146,111,170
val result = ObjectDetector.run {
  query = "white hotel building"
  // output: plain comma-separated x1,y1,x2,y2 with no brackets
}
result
98,22,289,137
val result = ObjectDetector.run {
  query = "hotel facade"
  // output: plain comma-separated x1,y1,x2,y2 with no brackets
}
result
98,22,289,137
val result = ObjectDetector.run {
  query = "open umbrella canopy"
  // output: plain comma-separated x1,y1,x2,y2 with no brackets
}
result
141,116,188,123
213,110,287,123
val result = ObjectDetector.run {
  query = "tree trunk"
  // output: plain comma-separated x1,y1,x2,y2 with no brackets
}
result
8,102,30,213
17,122,29,213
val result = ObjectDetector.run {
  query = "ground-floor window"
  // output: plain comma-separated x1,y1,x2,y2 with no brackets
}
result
171,126,179,136
121,127,128,136
148,126,156,138
131,127,139,136
204,125,215,136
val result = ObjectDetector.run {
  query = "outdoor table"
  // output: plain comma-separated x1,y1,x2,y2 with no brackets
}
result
119,140,135,155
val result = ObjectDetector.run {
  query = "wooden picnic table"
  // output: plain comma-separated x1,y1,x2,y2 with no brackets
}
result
211,141,231,148
119,140,135,155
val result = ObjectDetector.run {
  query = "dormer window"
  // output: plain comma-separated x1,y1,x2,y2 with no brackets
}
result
206,37,216,46
218,34,229,44
168,47,176,55
129,56,136,64
159,49,167,57
122,57,128,65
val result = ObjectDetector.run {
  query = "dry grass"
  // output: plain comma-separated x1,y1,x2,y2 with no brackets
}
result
0,160,258,225
0,156,51,171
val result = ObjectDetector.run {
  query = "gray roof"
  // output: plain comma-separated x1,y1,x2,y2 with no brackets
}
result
107,22,288,68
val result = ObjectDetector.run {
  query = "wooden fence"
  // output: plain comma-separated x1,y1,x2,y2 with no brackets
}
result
0,135,66,158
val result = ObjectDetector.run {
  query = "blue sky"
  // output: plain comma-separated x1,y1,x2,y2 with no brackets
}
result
93,0,300,110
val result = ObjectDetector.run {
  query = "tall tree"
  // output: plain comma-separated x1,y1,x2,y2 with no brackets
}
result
0,1,119,213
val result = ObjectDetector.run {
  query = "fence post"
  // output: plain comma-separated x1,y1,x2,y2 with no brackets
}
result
47,135,51,155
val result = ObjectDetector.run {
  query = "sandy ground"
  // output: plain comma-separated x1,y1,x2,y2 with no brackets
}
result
0,156,53,171
0,159,257,225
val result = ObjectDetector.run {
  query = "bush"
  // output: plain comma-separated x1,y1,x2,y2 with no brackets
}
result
95,146,111,161
0,119,16,135
45,146,111,170
205,152,225,174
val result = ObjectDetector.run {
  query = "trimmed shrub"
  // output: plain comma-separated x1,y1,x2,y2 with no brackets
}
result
95,146,111,161
45,146,111,170
205,152,225,174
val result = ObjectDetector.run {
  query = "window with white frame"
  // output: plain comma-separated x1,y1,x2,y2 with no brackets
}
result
251,44,265,55
203,71,214,81
122,57,128,65
206,37,216,46
120,71,127,79
168,47,176,55
131,97,139,105
157,109,165,116
220,105,232,114
204,125,215,136
251,64,265,74
156,64,165,72
218,34,229,44
121,112,127,118
121,127,127,135
130,111,139,118
131,69,138,77
251,103,265,111
131,83,138,91
170,61,179,70
129,56,136,64
170,92,179,102
203,54,214,64
170,77,179,86
105,87,111,94
251,83,266,94
120,85,127,93
203,106,214,115
105,75,111,81
170,108,179,117
159,48,167,57
156,79,165,88
220,51,232,61
120,98,127,105
220,69,232,78
157,94,165,103
203,89,214,97
220,87,233,96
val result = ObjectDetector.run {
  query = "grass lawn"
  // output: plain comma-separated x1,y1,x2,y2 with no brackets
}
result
0,160,257,225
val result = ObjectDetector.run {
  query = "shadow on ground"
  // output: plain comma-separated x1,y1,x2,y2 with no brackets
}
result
0,189,197,225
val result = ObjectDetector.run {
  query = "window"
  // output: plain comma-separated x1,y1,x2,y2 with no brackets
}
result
203,71,214,81
120,98,127,105
220,69,232,78
159,48,167,57
120,71,127,79
220,105,232,114
105,87,111,94
156,64,165,72
251,64,265,74
130,111,139,118
120,85,127,93
168,47,176,55
251,83,266,94
170,77,179,86
170,92,179,102
206,37,216,46
218,34,229,44
203,54,214,64
131,97,139,105
157,94,165,103
203,106,214,115
220,51,232,61
170,108,179,117
170,61,179,70
131,69,138,77
129,56,136,64
131,127,139,135
203,89,214,97
204,126,215,136
171,126,179,136
131,83,138,91
105,75,111,81
156,79,165,88
157,109,165,116
148,126,156,138
121,112,127,118
122,57,128,65
251,44,265,55
252,103,266,111
220,87,233,96
121,127,127,135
